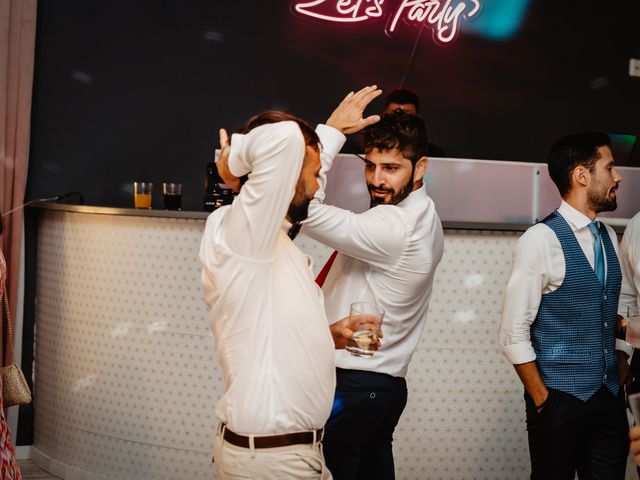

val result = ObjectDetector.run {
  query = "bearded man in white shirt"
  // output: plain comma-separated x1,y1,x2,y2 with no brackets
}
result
499,132,629,479
302,111,444,479
199,87,382,480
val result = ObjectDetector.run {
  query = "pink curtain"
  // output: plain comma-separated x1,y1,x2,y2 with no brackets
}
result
0,0,37,364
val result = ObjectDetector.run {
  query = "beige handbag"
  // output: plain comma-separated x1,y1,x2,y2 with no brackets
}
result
1,279,31,407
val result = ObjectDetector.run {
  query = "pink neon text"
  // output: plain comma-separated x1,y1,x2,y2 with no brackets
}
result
292,0,481,43
294,0,384,23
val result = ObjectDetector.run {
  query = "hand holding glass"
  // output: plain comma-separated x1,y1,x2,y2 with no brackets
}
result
624,306,640,348
345,302,384,357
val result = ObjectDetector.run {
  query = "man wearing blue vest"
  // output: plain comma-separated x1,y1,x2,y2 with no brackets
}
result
499,132,628,479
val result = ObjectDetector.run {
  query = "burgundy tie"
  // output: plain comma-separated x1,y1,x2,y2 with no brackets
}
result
315,250,338,287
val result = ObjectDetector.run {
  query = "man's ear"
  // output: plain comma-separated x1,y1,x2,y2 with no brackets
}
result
572,165,590,188
413,156,428,183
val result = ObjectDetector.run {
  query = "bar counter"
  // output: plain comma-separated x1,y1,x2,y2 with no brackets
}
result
26,203,634,479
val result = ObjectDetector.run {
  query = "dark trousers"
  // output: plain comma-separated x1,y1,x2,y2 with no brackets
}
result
628,351,640,478
525,386,629,480
323,368,408,480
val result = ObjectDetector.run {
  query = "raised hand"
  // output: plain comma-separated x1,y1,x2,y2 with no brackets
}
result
326,85,382,135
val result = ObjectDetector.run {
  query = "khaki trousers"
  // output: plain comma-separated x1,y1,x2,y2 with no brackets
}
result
213,424,333,480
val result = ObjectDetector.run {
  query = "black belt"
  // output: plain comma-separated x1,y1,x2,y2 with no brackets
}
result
222,426,322,449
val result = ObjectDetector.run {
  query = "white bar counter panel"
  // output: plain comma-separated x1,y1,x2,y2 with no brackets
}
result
30,205,637,479
32,207,218,480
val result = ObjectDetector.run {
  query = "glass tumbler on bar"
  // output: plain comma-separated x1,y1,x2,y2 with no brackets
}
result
163,182,182,210
134,182,153,209
345,301,384,357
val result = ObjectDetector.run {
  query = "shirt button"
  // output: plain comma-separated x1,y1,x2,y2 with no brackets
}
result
604,322,608,328
604,374,608,380
603,294,608,300
604,348,608,354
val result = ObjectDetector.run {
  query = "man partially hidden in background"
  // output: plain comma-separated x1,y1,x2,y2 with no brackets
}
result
619,210,640,470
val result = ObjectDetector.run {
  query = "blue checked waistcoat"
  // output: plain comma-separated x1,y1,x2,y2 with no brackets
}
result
531,211,622,401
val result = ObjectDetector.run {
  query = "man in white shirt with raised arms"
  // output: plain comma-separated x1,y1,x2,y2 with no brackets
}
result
199,87,381,480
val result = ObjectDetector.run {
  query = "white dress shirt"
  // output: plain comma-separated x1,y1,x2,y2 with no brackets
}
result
620,211,640,313
499,201,624,365
199,121,336,435
303,125,444,378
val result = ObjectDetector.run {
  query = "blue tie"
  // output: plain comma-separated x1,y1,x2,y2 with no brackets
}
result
588,221,605,286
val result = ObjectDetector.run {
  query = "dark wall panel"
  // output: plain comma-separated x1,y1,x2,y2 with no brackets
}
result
27,0,640,210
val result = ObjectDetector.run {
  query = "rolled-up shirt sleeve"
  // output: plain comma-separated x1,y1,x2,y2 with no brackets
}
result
617,215,640,356
499,229,550,365
619,216,640,314
221,121,304,260
303,124,406,268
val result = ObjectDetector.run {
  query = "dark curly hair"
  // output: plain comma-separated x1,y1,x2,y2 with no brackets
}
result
360,112,428,164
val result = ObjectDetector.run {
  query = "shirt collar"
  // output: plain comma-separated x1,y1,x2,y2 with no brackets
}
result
397,185,428,208
558,200,597,231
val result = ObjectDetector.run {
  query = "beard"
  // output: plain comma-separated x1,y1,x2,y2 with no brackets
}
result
587,185,617,213
368,175,415,208
287,196,312,223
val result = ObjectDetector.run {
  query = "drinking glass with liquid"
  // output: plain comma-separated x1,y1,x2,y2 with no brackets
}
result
624,305,640,348
134,182,153,209
163,182,182,210
345,301,384,357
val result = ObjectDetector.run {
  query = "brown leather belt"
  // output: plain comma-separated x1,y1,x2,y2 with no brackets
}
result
222,426,323,449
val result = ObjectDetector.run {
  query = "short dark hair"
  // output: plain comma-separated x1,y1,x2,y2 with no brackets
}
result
385,88,420,113
238,111,320,149
547,132,611,196
361,112,428,164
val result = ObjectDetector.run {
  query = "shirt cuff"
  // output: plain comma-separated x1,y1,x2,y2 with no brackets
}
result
616,338,633,357
316,124,346,159
500,343,536,365
228,133,250,177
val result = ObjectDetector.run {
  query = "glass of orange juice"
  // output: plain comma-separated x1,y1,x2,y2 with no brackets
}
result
134,182,153,209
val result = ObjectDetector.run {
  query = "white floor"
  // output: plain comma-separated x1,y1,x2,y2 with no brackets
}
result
18,459,61,480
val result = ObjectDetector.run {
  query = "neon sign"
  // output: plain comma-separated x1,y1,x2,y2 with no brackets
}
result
291,0,481,45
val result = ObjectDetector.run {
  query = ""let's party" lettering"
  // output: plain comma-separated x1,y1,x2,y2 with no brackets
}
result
292,0,481,44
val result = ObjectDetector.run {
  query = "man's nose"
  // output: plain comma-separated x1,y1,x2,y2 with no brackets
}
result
373,168,385,185
614,168,623,183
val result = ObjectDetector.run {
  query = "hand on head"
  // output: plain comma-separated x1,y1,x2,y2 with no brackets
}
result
216,128,241,192
326,85,382,135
